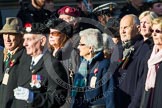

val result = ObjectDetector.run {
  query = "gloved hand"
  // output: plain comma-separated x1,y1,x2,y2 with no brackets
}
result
14,86,34,103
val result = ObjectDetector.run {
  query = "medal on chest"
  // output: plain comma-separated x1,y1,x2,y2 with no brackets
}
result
30,74,42,88
90,68,98,88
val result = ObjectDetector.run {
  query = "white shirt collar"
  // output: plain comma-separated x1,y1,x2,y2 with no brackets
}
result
31,48,47,66
31,54,43,66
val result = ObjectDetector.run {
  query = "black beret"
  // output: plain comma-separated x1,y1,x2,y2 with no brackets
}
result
23,23,50,34
46,18,73,38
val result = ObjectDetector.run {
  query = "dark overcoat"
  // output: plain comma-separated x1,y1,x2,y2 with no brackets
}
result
54,38,81,108
147,62,162,108
0,48,26,108
13,51,68,108
110,41,123,63
113,37,151,108
119,3,144,19
17,3,51,25
140,50,162,108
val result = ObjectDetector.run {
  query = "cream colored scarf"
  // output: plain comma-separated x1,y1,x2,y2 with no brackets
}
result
145,45,162,91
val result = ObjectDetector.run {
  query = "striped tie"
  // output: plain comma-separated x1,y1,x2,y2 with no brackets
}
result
5,53,11,68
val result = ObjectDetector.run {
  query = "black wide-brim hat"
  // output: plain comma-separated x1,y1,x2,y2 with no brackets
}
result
46,18,73,38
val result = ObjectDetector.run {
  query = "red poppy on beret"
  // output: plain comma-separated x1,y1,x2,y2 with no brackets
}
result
24,23,32,33
58,6,80,17
24,23,49,34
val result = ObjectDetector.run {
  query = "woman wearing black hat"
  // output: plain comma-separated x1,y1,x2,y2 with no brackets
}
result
48,29,69,57
47,18,81,108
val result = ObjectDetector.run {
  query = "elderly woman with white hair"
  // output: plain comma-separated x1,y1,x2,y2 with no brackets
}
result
71,28,114,108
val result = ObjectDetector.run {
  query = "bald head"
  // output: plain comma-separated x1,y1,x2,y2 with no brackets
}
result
120,14,140,42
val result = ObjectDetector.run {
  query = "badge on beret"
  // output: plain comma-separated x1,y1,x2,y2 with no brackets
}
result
65,7,70,13
58,6,80,17
30,74,42,88
25,23,32,33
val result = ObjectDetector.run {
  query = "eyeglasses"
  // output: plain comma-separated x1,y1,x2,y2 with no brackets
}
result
150,29,162,33
50,31,62,37
78,43,86,46
49,35,60,39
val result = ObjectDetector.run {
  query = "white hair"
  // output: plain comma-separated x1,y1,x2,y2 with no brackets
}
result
79,28,103,52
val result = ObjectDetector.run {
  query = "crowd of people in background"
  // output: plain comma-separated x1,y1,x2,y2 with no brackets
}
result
0,0,162,108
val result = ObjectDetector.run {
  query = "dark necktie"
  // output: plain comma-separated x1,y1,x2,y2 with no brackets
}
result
30,61,35,70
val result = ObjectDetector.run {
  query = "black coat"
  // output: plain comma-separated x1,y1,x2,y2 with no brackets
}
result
0,48,26,108
149,62,162,108
54,39,81,108
52,38,81,86
13,51,68,108
111,41,123,63
17,4,51,25
119,3,144,19
113,36,151,108
140,50,162,108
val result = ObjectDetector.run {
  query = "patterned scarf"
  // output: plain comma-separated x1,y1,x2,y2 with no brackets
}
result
71,52,102,97
122,39,136,59
145,45,162,91
71,58,88,96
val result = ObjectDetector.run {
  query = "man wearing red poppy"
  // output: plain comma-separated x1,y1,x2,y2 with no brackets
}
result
0,17,26,108
13,22,68,108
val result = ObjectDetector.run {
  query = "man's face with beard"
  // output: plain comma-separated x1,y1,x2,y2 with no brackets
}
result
33,0,45,8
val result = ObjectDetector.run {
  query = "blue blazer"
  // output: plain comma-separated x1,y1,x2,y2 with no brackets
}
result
71,52,115,108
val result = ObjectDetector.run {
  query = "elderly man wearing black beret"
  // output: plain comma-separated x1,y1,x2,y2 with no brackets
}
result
13,22,68,108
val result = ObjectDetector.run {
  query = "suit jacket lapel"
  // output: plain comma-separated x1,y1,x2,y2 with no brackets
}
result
18,52,47,86
31,57,44,74
31,51,50,74
8,48,24,69
17,52,32,86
